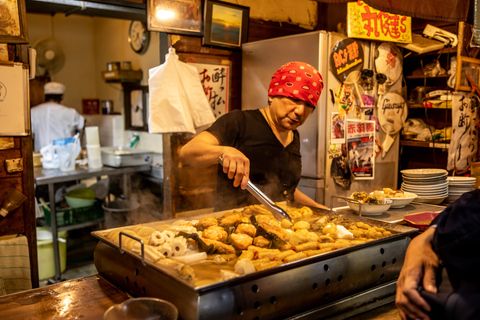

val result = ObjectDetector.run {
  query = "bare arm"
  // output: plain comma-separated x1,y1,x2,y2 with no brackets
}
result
179,131,250,189
395,227,438,320
293,188,329,210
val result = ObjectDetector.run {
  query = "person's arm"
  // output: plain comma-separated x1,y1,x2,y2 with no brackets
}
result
395,227,438,320
179,131,250,189
293,188,329,210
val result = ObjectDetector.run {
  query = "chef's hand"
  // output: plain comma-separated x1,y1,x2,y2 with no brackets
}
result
395,227,438,320
220,148,250,189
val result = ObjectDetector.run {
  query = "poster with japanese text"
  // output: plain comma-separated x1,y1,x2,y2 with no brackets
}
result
347,119,375,179
347,1,412,43
190,63,230,118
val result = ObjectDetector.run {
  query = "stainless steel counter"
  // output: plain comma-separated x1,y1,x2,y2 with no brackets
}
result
34,164,150,282
335,202,446,224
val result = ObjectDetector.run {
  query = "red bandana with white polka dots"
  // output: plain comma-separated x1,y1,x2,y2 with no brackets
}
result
268,61,324,108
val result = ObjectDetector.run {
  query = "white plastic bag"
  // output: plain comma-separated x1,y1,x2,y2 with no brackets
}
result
148,48,215,134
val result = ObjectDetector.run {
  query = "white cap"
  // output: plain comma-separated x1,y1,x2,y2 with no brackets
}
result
44,82,65,95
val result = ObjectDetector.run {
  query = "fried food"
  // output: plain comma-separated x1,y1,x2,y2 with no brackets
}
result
202,225,228,242
102,203,396,281
230,233,253,250
235,223,257,237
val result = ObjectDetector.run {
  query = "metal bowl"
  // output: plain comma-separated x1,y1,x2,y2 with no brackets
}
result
104,297,178,320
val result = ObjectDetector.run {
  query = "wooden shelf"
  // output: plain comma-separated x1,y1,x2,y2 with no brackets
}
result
400,140,450,148
407,103,451,109
405,74,449,80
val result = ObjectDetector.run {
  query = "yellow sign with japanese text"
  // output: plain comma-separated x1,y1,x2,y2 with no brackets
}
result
347,1,412,43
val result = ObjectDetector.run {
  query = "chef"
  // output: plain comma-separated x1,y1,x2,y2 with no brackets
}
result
31,82,85,152
179,61,329,211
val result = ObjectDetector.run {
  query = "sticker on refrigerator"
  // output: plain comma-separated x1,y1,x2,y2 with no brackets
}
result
347,119,375,180
330,38,364,83
331,112,345,144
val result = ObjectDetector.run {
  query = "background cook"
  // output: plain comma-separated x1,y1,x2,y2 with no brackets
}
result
179,61,329,211
31,82,85,152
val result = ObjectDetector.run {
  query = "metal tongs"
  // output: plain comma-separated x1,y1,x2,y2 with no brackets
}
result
218,156,292,222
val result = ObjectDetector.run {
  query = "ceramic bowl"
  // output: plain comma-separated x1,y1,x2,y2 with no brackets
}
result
346,198,393,216
65,196,95,208
103,297,178,320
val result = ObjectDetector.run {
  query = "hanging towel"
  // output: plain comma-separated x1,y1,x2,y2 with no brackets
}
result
0,235,32,295
148,48,215,134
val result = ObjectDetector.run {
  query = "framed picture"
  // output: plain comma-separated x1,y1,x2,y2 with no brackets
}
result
147,0,203,36
123,84,149,131
0,0,29,43
203,0,249,49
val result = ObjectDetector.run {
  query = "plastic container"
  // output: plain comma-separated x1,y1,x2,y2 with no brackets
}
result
102,200,140,228
42,201,104,227
37,227,68,280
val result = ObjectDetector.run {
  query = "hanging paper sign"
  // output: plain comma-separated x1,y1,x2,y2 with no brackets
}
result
347,119,376,179
347,1,412,43
190,63,230,118
447,93,479,172
330,38,364,83
375,42,403,85
377,92,407,135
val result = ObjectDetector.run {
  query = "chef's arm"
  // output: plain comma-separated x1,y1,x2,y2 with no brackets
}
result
293,189,329,210
179,131,250,189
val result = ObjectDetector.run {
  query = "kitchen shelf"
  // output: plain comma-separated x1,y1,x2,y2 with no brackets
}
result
101,69,143,83
407,103,452,109
400,140,450,149
405,74,449,80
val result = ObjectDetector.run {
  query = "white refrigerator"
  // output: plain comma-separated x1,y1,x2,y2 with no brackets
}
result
241,31,400,208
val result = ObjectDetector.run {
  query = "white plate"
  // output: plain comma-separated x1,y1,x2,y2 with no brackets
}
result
402,185,448,192
403,190,447,196
346,198,393,216
401,182,449,190
415,191,449,199
447,176,476,182
401,178,447,185
401,168,448,178
402,173,448,181
413,196,447,205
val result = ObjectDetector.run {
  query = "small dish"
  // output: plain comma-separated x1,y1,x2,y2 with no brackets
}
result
346,198,393,216
403,212,439,230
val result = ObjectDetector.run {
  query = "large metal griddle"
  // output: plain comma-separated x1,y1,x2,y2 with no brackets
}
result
92,208,417,320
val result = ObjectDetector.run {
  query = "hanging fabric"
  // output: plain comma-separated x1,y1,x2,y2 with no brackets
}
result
448,93,479,172
148,48,215,134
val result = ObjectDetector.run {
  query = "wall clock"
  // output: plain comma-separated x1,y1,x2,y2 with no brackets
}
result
128,21,150,54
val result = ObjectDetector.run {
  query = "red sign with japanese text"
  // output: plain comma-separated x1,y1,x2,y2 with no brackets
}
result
347,1,412,43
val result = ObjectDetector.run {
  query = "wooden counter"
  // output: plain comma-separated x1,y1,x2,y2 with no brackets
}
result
0,275,129,320
0,273,404,320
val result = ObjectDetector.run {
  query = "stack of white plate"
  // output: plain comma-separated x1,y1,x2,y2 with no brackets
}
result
400,169,448,205
445,176,476,203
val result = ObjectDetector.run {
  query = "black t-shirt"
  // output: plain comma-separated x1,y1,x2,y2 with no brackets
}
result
206,109,302,211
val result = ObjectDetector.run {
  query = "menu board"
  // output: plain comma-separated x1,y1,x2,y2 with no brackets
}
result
189,63,230,118
0,63,29,136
